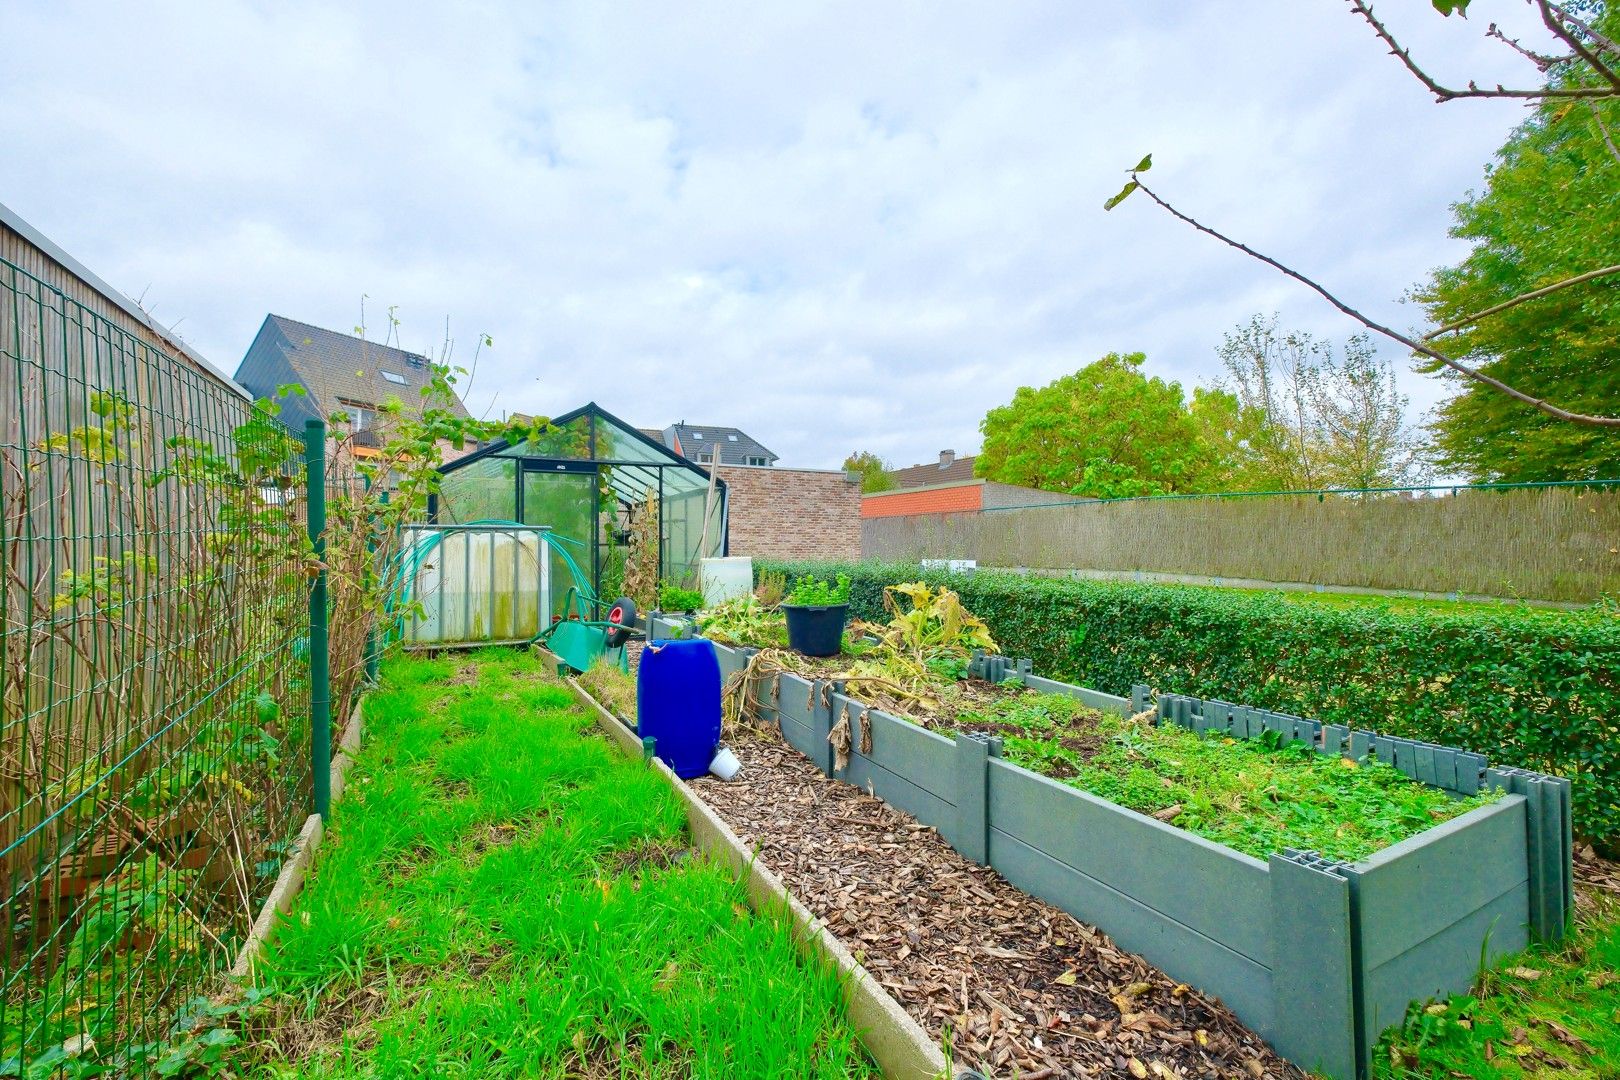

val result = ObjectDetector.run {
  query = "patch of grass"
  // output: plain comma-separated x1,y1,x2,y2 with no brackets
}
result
576,656,638,721
1377,887,1620,1078
962,693,1500,863
250,648,876,1078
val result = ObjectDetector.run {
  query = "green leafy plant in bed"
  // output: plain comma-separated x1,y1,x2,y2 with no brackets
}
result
963,692,1501,862
697,595,787,648
658,582,705,613
785,573,851,606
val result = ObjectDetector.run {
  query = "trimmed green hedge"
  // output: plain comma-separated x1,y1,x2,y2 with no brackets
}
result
756,560,1620,849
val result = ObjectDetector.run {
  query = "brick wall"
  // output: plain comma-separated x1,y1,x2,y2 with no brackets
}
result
862,481,985,518
716,464,862,560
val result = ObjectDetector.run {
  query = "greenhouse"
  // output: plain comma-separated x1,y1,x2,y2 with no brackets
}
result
430,402,727,610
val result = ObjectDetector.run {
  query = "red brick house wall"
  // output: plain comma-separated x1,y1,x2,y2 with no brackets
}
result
716,464,862,560
862,481,985,518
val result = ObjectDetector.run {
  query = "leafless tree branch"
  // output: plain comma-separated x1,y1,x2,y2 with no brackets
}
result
1424,263,1620,338
1535,0,1620,92
1545,1,1620,62
1348,0,1618,100
1486,21,1572,70
1128,178,1620,428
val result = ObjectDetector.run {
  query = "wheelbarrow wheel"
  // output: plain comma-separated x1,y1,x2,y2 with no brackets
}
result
604,597,638,648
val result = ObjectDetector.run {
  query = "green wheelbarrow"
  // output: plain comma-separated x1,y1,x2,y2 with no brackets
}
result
534,588,639,674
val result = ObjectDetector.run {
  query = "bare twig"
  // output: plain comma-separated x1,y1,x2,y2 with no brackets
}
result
1424,263,1620,338
1129,178,1620,427
1544,0,1620,62
1348,0,1618,101
1536,0,1620,92
1486,22,1572,71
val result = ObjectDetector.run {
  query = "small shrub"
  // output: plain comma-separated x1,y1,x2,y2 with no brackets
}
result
657,584,704,613
754,569,788,608
784,572,851,607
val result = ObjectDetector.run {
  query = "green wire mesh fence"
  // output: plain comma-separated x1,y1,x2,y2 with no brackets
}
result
1,254,316,1069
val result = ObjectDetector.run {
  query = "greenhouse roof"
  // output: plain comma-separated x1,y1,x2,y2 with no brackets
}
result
440,401,724,500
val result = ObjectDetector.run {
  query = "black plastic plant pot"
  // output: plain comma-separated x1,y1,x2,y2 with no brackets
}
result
782,603,848,657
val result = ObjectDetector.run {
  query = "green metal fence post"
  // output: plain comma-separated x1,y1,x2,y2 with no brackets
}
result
305,418,332,820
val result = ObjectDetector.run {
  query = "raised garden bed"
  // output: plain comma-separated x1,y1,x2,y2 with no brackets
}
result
575,648,1303,1080
648,612,1575,1080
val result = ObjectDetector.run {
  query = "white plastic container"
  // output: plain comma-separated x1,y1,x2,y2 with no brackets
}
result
708,745,742,781
700,556,754,604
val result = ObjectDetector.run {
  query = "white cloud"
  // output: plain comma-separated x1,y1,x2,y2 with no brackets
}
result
0,0,1554,469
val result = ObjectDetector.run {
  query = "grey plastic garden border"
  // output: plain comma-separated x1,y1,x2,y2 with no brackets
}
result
646,614,1575,1080
538,643,959,1080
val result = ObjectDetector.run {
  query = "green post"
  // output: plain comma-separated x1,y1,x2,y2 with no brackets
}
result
305,418,332,820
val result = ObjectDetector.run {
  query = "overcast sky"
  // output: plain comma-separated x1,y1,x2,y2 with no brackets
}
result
1,2,1555,469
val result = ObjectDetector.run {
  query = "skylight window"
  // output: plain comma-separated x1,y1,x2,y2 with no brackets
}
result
692,432,704,439
381,370,407,385
727,434,738,441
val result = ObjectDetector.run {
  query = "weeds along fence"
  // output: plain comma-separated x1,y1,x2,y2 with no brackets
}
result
0,253,330,1070
861,483,1620,604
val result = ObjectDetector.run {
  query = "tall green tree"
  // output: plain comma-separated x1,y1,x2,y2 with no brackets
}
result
976,352,1241,498
842,450,896,493
1417,44,1620,481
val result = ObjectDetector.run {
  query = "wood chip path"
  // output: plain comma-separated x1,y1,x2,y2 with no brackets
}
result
691,728,1306,1080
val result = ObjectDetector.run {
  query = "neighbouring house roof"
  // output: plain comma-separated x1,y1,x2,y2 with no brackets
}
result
233,314,470,428
892,453,977,488
661,423,778,466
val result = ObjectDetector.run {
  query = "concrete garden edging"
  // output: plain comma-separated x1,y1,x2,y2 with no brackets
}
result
540,644,957,1080
648,616,1574,1080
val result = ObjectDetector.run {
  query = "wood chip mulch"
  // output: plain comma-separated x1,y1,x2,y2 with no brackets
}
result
690,727,1306,1080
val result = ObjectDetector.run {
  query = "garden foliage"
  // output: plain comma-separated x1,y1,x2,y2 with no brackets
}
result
757,560,1620,847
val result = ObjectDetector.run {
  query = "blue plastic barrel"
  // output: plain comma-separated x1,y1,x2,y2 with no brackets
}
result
636,638,722,779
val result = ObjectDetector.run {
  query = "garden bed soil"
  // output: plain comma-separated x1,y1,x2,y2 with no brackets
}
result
690,725,1305,1080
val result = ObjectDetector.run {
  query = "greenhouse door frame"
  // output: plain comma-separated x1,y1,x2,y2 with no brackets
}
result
516,457,600,605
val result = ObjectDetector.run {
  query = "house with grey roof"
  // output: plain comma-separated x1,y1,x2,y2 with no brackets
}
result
659,423,778,467
233,315,470,440
891,449,977,488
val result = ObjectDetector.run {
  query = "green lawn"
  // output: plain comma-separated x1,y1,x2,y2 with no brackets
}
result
1378,882,1620,1078
250,649,876,1078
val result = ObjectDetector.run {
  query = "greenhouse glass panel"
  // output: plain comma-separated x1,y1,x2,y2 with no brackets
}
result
512,414,593,460
596,417,674,464
431,403,726,612
522,468,597,616
438,455,517,522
